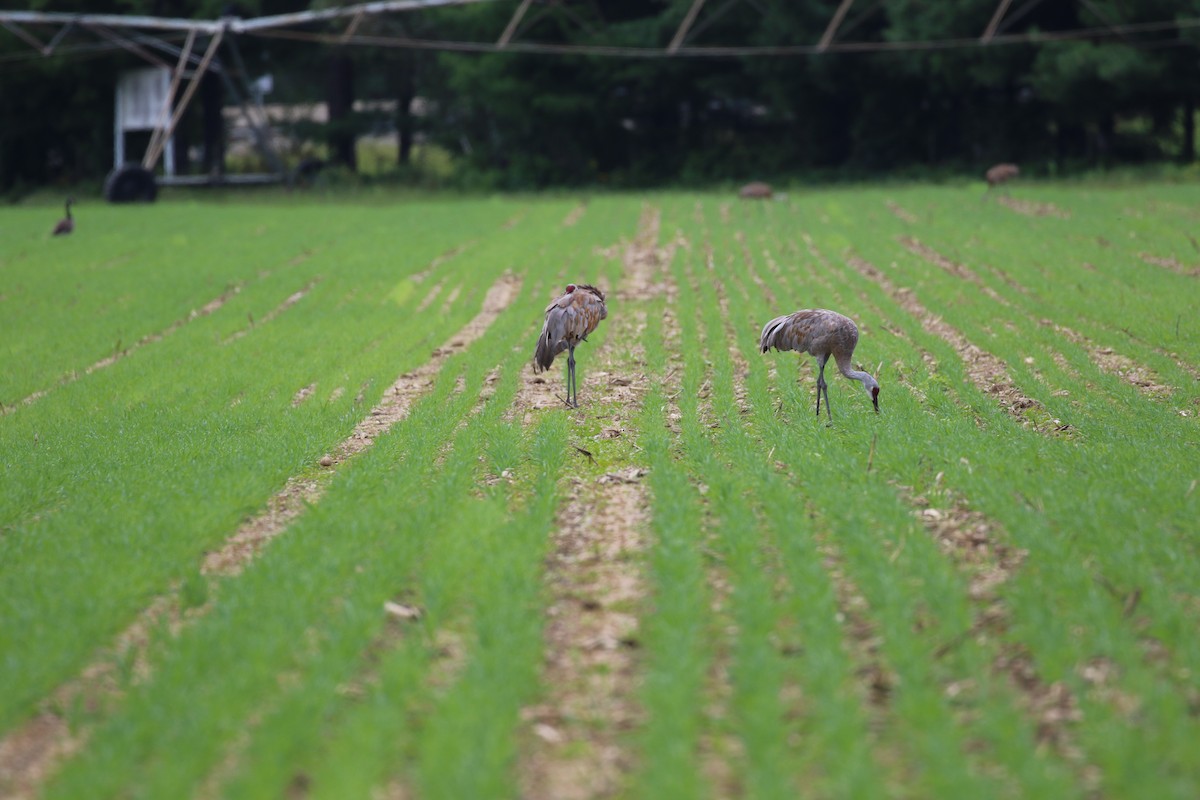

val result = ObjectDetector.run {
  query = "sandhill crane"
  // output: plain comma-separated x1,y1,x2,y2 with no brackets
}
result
52,198,74,236
760,308,880,420
739,181,773,199
985,163,1019,190
533,283,607,408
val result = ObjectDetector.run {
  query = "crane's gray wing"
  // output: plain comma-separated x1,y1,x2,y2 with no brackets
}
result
533,304,574,372
760,310,824,353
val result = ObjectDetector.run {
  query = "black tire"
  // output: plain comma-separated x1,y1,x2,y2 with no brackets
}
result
104,165,158,203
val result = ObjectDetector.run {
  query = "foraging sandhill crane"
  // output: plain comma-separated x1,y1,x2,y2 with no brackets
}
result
52,198,74,236
760,309,880,420
739,181,773,199
985,163,1019,189
533,283,607,408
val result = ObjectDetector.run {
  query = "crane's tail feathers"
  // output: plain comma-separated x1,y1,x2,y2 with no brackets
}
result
759,315,791,353
533,332,567,373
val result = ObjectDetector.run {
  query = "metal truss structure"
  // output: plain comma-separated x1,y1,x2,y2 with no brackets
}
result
2,0,1196,194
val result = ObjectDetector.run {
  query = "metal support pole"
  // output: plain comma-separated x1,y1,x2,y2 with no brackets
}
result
143,26,224,171
818,0,856,51
980,0,1015,42
668,0,707,53
0,20,45,51
498,0,534,46
144,28,196,170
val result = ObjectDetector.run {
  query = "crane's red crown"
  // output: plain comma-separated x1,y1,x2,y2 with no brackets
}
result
565,284,577,293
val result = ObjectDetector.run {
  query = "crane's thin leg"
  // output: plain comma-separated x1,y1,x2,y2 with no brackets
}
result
568,345,578,408
817,358,833,421
561,345,573,408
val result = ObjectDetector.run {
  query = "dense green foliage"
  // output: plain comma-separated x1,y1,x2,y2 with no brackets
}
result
0,183,1198,798
4,1,1200,192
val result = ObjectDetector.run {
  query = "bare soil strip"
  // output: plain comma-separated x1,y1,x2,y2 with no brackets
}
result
415,278,445,313
562,203,587,227
0,272,523,800
816,536,896,725
206,271,522,576
846,254,1053,430
520,470,651,800
439,284,463,317
904,488,1092,778
410,242,474,284
1137,253,1200,278
197,368,487,800
886,200,919,224
682,244,740,795
898,237,1011,307
1039,320,1175,399
291,382,318,407
4,283,242,415
223,277,322,345
982,264,1032,297
996,197,1070,219
734,230,778,308
520,206,673,800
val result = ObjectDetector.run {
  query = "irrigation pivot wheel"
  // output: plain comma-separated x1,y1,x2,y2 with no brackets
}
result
104,165,158,203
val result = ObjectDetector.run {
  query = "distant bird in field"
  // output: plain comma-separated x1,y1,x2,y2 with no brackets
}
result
534,283,607,408
738,181,773,199
52,198,75,236
985,163,1019,190
760,309,880,420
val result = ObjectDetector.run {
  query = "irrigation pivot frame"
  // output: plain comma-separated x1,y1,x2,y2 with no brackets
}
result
2,0,1196,201
0,1,489,201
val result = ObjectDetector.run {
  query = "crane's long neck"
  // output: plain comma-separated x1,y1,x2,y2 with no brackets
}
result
65,201,72,220
835,354,873,387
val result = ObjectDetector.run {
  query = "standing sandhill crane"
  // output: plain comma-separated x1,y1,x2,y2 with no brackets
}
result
760,309,880,420
985,163,1019,190
52,198,74,236
533,283,607,408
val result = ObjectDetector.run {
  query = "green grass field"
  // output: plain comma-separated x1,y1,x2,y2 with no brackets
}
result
0,183,1197,799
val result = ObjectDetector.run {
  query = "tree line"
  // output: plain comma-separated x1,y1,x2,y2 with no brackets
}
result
2,0,1199,195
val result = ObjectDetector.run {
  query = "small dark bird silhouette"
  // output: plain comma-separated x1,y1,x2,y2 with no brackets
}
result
52,198,74,236
760,308,880,420
533,283,607,408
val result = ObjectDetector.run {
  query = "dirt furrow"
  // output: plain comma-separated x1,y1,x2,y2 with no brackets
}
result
734,230,778,308
899,237,1011,307
409,242,474,284
4,283,242,415
904,486,1093,781
814,534,896,727
1039,320,1176,399
415,278,445,313
439,284,463,316
996,197,1070,219
886,200,919,224
207,272,522,575
845,254,1056,431
0,272,523,800
562,203,587,227
223,277,322,345
680,244,740,795
519,206,671,800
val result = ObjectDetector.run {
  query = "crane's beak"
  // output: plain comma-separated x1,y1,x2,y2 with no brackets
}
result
872,390,880,414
